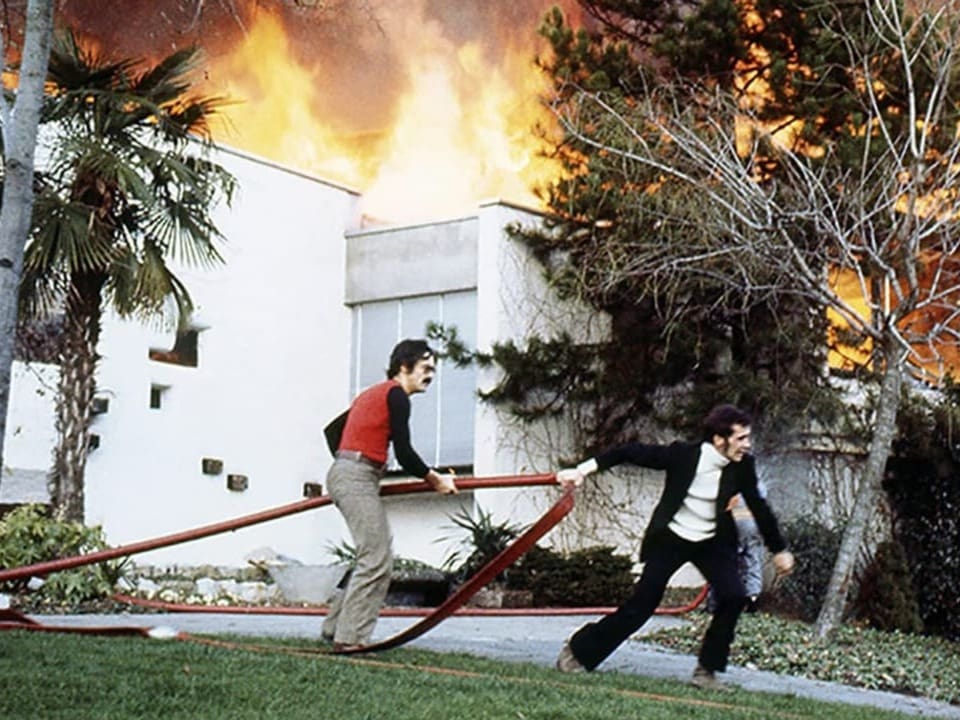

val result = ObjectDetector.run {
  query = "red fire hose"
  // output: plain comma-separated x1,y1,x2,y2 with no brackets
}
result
0,473,557,584
0,474,706,649
337,485,576,653
0,608,155,638
109,590,707,617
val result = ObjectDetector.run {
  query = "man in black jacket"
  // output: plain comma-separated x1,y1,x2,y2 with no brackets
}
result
554,404,795,690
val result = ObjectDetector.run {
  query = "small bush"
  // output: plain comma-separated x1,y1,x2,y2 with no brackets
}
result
0,504,128,605
505,545,558,593
886,456,960,642
884,388,960,642
908,506,960,641
768,515,841,622
854,540,923,634
441,505,521,584
509,545,635,607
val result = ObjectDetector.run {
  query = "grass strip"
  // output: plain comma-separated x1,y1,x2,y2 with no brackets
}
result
0,629,925,720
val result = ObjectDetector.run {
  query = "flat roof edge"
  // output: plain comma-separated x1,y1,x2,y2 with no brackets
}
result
209,140,362,196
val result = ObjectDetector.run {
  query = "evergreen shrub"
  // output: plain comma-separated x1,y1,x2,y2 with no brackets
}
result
509,545,635,607
885,390,960,641
768,516,841,622
886,458,960,641
853,540,924,634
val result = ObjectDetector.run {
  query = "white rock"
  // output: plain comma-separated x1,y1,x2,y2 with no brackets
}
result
135,578,160,597
194,577,219,598
26,577,45,591
147,626,179,640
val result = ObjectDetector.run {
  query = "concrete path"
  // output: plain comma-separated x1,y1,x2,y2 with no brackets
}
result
29,611,960,719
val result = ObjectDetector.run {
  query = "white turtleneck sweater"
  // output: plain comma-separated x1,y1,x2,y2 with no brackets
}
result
667,442,729,542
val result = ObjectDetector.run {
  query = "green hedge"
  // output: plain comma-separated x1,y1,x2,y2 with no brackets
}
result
508,545,635,607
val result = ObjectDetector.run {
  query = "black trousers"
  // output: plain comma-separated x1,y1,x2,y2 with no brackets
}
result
569,530,746,672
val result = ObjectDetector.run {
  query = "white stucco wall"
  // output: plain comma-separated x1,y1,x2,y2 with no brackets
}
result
473,200,610,542
84,147,360,568
1,362,58,505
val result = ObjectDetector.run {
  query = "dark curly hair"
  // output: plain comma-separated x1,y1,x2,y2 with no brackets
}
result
702,404,751,441
386,339,435,378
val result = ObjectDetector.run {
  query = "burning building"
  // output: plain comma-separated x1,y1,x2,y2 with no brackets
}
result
6,1,947,589
3,1,610,574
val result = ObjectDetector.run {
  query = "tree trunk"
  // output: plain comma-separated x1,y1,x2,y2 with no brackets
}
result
50,273,106,522
0,0,56,491
814,347,903,638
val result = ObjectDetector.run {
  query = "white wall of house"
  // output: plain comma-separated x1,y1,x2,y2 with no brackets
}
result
2,149,611,575
1,362,58,507
83,147,361,569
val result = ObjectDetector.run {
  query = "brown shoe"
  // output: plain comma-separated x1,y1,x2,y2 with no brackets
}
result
691,664,731,692
555,641,586,673
333,642,366,653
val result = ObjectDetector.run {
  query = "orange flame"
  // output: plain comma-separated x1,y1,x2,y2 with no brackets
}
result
201,3,573,224
827,261,960,383
206,13,369,187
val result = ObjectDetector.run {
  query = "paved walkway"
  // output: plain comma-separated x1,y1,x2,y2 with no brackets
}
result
30,611,960,719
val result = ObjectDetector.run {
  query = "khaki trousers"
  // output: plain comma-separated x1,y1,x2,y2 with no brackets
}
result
321,458,393,645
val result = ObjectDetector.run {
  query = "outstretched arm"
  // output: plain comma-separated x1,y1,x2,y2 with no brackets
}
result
557,443,675,487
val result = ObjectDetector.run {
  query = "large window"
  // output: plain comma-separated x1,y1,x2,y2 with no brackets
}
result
351,290,476,470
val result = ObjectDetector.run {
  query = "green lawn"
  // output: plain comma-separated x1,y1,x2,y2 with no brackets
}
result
0,630,928,720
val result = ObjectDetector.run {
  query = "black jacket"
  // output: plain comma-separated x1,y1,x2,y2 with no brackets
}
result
594,441,787,561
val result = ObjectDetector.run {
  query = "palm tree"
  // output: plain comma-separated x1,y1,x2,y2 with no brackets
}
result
19,30,236,521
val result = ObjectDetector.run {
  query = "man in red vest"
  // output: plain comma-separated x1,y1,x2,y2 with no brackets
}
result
322,339,457,651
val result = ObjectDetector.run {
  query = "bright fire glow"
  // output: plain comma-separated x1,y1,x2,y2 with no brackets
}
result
207,13,367,189
733,13,822,158
201,4,568,225
826,268,875,372
827,264,960,383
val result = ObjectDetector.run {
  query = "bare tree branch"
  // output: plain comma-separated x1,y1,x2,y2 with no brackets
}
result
545,0,960,636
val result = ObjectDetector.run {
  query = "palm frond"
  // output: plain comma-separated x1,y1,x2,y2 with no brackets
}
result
105,241,194,325
44,34,225,145
132,46,202,103
27,194,118,274
164,95,235,140
104,247,140,317
22,30,235,331
46,30,139,94
17,258,68,322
